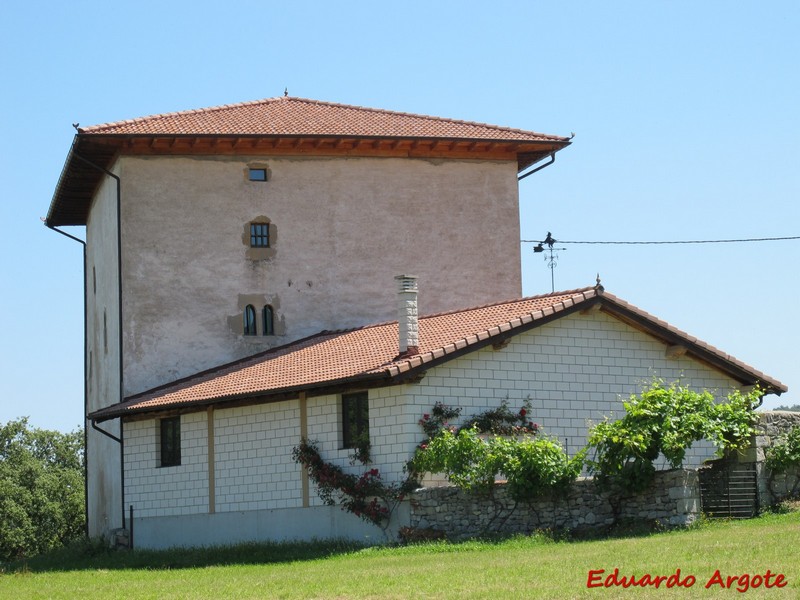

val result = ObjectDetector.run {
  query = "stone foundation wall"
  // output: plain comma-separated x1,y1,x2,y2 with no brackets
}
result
409,469,699,540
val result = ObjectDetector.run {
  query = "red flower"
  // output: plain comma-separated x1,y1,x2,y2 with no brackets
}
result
423,414,430,420
519,408,527,417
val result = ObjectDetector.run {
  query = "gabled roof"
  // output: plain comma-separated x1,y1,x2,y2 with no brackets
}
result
46,96,571,226
89,286,787,422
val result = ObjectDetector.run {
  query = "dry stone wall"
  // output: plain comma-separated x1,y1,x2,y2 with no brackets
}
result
409,469,699,540
757,411,800,505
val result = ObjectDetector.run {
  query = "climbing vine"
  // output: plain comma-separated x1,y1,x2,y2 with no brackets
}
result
291,439,414,538
586,380,762,493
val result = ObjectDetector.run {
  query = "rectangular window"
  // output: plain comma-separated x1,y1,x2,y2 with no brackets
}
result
248,168,268,182
160,417,181,467
342,392,369,449
250,223,270,248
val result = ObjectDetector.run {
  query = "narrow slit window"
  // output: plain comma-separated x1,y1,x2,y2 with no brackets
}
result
160,417,181,467
244,304,257,336
250,223,270,248
248,168,268,182
262,305,274,336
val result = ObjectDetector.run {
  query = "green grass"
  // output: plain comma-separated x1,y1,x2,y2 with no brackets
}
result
2,511,799,599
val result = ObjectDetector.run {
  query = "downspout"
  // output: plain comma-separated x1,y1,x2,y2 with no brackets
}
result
45,224,89,537
63,146,126,531
71,151,124,404
90,418,125,529
517,152,556,181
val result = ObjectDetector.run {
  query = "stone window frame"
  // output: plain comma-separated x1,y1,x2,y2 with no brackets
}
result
244,162,271,183
243,216,277,260
250,222,270,248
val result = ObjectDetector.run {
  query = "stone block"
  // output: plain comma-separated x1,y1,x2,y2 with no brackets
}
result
676,498,699,514
668,486,693,500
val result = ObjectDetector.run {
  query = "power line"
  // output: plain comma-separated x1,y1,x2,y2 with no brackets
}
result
521,235,800,245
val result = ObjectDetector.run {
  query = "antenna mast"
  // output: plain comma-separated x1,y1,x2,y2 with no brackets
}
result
533,232,566,293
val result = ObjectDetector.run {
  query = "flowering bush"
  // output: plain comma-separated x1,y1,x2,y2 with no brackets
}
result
409,400,579,502
418,399,538,440
418,401,462,439
460,398,539,436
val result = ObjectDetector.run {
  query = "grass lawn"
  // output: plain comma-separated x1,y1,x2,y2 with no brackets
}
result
2,510,799,599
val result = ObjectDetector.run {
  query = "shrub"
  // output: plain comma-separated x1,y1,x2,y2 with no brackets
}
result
410,401,582,502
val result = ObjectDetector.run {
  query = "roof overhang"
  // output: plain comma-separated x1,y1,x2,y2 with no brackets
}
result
45,132,569,227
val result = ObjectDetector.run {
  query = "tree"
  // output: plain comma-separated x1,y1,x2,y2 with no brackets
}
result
0,418,85,561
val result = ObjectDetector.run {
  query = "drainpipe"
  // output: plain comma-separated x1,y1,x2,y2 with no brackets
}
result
45,224,89,537
71,149,126,532
48,143,126,533
70,150,124,405
517,152,556,181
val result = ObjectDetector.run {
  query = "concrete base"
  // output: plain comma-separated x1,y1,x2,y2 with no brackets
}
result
131,503,410,549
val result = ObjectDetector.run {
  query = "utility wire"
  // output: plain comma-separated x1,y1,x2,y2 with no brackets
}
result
520,235,800,245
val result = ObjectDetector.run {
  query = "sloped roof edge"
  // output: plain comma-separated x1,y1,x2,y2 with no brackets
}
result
89,286,786,423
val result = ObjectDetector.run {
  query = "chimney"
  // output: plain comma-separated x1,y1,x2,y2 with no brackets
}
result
395,274,419,357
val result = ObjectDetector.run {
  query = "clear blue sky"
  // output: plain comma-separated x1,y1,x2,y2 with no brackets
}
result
1,1,797,432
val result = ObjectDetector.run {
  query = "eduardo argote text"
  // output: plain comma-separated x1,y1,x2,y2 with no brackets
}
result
587,568,787,592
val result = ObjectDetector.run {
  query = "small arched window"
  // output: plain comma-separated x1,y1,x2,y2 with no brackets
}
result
243,305,257,336
262,305,274,336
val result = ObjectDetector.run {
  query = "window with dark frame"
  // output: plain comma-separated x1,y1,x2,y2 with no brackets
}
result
342,391,369,449
248,168,268,182
250,223,270,248
244,304,257,335
160,417,181,467
262,305,274,336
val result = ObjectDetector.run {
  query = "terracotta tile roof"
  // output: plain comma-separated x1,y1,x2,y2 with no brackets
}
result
78,96,568,142
89,286,787,422
47,96,571,227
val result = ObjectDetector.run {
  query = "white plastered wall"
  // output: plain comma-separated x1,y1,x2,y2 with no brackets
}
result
85,167,123,537
117,155,521,398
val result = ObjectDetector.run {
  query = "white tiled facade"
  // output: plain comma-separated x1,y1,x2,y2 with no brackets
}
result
125,412,209,517
123,309,744,534
214,401,301,512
